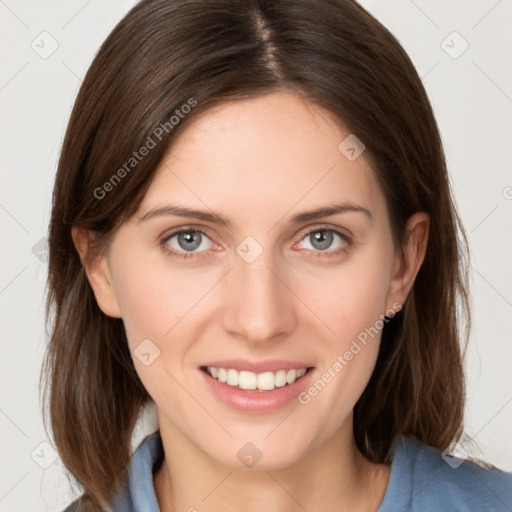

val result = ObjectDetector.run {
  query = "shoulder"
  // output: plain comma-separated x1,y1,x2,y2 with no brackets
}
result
60,430,163,512
380,436,512,512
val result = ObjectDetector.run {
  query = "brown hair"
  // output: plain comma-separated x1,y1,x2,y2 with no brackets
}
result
40,0,470,509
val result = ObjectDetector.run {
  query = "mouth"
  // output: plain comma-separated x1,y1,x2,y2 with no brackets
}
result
200,365,312,392
198,358,316,413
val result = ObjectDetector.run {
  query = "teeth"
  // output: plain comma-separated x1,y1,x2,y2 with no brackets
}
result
257,371,275,391
275,369,287,388
239,370,257,390
227,369,239,386
206,366,308,391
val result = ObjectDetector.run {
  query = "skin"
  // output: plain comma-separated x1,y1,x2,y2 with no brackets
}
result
73,92,429,511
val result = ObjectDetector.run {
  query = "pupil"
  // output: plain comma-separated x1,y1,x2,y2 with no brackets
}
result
312,230,332,250
179,231,201,251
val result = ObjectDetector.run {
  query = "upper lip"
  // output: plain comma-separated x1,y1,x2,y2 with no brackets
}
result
200,359,314,373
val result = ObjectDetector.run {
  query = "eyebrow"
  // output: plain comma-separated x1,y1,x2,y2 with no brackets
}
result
137,202,373,227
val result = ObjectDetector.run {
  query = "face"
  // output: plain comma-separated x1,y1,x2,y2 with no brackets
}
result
78,92,423,470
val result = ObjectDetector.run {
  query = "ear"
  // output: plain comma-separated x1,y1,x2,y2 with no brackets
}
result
71,226,122,318
385,212,430,311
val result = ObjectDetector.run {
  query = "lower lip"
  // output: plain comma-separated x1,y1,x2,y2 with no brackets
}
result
199,368,315,413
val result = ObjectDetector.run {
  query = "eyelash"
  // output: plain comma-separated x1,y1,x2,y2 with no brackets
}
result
159,225,352,261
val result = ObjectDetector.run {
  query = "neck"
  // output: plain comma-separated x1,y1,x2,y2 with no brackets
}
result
153,415,390,512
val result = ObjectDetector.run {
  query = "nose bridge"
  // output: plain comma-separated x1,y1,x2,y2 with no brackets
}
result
222,240,296,343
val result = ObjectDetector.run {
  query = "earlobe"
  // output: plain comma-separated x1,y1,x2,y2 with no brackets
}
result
71,226,122,318
386,212,430,310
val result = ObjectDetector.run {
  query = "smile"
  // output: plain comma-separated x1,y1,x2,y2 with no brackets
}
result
199,359,315,412
203,366,308,391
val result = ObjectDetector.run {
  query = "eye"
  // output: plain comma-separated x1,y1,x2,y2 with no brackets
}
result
160,229,214,260
160,226,351,261
296,227,351,256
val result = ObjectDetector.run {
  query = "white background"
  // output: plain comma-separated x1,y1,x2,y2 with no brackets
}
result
1,1,511,510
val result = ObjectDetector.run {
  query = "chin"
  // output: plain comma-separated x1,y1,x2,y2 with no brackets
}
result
203,433,314,472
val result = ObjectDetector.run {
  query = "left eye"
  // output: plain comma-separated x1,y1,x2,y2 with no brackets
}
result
298,229,348,252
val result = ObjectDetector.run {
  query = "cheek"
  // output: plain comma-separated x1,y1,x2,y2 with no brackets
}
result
295,245,393,410
304,249,393,346
110,258,200,404
116,278,169,340
110,250,189,346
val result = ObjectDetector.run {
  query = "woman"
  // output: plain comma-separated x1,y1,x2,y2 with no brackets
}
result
40,0,512,510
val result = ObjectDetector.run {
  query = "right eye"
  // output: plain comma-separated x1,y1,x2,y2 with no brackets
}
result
160,229,215,260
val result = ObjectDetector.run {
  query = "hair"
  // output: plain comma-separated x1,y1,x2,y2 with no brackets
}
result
40,0,471,509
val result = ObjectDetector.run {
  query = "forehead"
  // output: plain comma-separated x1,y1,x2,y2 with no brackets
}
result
138,92,386,226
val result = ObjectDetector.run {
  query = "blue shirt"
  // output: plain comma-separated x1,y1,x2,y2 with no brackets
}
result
63,430,512,511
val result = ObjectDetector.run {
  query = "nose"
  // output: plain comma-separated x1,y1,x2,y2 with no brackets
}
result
221,252,297,347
